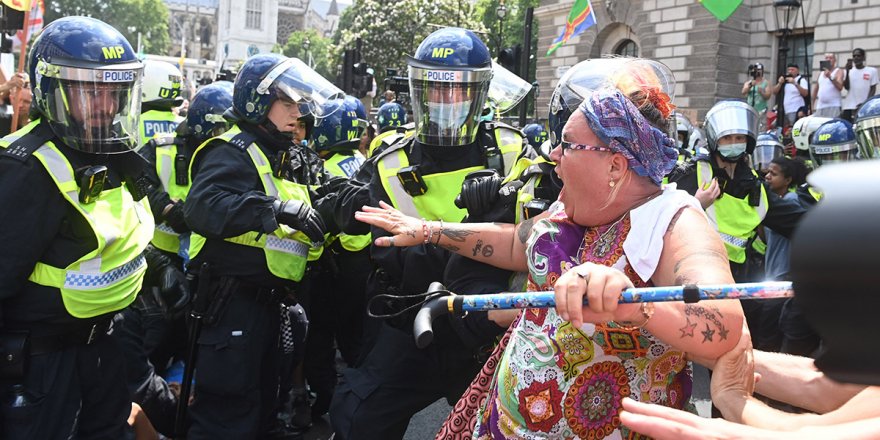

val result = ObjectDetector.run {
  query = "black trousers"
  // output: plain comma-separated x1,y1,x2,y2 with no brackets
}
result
329,323,481,440
0,333,131,439
187,285,282,440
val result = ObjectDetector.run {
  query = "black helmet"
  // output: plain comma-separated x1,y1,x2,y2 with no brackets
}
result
29,16,144,153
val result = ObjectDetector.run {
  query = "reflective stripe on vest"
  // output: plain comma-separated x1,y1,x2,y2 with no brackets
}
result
696,160,768,264
26,143,152,318
494,127,523,173
152,142,192,254
139,109,181,147
324,152,371,252
188,126,320,281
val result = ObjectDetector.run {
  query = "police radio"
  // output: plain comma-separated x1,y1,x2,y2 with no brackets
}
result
75,165,108,204
397,165,428,196
272,149,292,178
174,154,189,186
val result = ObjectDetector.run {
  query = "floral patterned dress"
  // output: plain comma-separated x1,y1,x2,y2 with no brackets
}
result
472,205,693,439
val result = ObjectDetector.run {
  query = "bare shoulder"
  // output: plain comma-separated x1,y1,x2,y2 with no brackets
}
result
656,206,732,286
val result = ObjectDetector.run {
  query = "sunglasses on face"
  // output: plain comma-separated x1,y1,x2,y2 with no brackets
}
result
560,141,614,155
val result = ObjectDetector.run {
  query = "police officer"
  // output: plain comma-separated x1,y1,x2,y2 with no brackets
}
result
854,94,880,160
328,27,540,439
0,17,153,438
521,122,548,150
182,54,341,438
667,100,805,351
376,100,408,133
752,132,785,175
139,59,185,146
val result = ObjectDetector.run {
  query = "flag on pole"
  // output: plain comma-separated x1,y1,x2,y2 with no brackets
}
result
12,0,42,52
546,0,596,56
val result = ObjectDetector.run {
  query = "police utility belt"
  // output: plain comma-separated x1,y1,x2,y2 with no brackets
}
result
1,318,113,380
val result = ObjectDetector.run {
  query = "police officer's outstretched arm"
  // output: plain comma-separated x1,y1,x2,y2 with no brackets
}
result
760,183,806,238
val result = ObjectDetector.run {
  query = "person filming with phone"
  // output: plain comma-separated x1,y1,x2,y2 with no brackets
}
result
813,53,845,118
773,63,810,128
842,48,879,122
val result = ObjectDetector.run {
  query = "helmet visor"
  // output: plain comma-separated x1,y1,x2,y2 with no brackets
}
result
752,144,783,171
856,118,880,159
705,103,758,145
811,141,859,166
409,66,491,146
260,57,344,124
40,61,143,153
488,61,531,114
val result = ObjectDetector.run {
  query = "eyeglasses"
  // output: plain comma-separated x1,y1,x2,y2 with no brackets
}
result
560,141,614,155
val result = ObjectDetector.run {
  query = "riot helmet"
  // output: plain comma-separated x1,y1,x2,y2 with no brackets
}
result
231,54,343,128
407,27,493,146
487,60,532,115
311,96,369,151
855,94,880,160
792,115,832,152
752,132,784,172
675,112,695,152
178,82,233,142
810,119,859,166
522,123,548,150
29,16,144,154
704,100,758,162
377,101,407,133
142,60,183,109
548,57,676,147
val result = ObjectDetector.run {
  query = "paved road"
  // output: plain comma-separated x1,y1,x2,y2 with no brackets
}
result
303,364,712,439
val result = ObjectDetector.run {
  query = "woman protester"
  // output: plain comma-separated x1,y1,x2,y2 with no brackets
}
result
355,61,745,438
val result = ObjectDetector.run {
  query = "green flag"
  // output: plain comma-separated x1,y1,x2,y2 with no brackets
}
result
699,0,743,22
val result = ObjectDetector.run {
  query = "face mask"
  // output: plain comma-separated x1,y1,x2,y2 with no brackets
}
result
429,101,472,131
676,140,684,150
718,142,747,159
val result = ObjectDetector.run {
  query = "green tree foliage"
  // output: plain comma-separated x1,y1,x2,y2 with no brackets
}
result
475,0,539,72
334,0,487,86
44,0,171,55
281,29,336,82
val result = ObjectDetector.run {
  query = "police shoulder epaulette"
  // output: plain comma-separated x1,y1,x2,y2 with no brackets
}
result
373,133,412,162
150,134,178,148
227,131,258,152
0,123,55,162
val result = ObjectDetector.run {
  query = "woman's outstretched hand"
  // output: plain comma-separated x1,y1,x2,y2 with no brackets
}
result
355,201,425,247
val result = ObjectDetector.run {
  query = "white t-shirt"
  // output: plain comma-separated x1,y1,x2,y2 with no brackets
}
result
783,75,809,114
816,68,842,110
842,66,879,110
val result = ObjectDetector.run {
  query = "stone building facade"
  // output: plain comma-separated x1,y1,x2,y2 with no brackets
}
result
534,0,880,123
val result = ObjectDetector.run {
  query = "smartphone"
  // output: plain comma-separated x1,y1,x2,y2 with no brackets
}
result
819,60,831,71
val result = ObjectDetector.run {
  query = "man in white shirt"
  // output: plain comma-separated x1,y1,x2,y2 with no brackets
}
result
773,63,809,128
813,53,844,118
842,48,879,122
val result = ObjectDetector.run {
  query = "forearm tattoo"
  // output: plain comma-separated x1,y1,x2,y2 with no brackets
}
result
441,227,475,242
517,218,535,244
680,304,730,342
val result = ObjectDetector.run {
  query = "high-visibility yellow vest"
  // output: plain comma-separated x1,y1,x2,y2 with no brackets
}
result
151,136,192,254
323,151,371,252
188,125,321,282
375,125,523,220
139,109,181,147
696,160,768,264
368,126,414,158
0,123,153,318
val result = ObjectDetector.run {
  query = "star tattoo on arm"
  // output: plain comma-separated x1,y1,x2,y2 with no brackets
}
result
701,324,716,342
679,318,698,338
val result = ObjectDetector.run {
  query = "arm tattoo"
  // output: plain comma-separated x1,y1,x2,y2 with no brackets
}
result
442,227,476,242
682,304,730,342
482,245,494,258
472,240,483,257
517,218,536,244
439,243,460,252
405,228,417,239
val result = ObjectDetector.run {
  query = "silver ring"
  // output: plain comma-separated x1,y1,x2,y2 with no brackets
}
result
389,236,396,247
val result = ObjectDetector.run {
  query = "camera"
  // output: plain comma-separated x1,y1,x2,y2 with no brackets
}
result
383,70,411,107
748,63,763,79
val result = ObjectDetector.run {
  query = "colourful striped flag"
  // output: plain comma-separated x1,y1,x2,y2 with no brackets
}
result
546,0,597,56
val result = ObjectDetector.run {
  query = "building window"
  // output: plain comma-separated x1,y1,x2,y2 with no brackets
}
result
614,39,638,57
778,32,814,77
246,0,263,30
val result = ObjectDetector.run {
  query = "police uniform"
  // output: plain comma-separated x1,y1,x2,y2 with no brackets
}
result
138,60,185,146
0,17,151,438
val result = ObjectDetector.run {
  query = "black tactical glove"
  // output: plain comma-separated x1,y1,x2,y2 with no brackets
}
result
157,264,191,316
455,170,503,217
313,175,348,199
272,199,327,244
163,201,189,233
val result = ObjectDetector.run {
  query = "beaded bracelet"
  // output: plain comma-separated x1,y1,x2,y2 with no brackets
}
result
610,302,655,331
421,218,431,244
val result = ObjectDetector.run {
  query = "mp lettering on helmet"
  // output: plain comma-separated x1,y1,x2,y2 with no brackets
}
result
818,133,832,142
431,48,455,58
101,46,127,60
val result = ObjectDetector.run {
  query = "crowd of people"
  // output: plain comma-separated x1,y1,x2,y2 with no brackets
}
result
1,14,879,440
